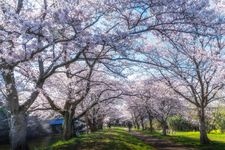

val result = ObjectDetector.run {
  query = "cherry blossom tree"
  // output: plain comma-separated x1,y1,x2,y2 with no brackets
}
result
149,82,182,135
39,49,123,139
0,0,224,149
148,33,225,144
0,0,126,149
110,0,222,38
83,91,123,132
127,80,182,134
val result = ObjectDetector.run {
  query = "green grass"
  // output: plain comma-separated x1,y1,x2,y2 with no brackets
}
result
42,127,153,150
139,130,225,150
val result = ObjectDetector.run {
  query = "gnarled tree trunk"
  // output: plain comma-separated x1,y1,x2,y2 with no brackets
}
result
10,112,29,150
2,68,29,150
198,107,210,144
63,111,74,140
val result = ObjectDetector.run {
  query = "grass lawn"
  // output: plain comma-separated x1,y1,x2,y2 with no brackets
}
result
140,130,225,150
39,127,153,150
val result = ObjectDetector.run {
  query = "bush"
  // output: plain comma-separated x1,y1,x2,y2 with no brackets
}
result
168,115,197,131
212,107,225,133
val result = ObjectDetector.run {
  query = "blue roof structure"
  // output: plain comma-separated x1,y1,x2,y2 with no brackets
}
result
48,118,63,125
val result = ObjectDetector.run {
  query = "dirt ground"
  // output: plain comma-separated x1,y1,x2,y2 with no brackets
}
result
131,131,196,150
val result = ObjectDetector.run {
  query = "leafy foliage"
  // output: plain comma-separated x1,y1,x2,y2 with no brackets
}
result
168,115,198,131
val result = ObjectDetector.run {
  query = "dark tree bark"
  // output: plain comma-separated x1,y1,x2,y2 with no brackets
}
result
84,111,97,132
88,119,99,132
140,118,145,130
133,114,140,129
10,112,29,150
16,0,24,14
162,121,167,136
198,107,210,144
136,122,140,130
131,117,136,128
62,111,74,140
146,111,154,132
2,68,29,150
149,117,153,133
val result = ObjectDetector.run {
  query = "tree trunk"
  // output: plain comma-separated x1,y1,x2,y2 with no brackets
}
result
198,107,210,144
90,125,98,132
10,112,29,150
63,111,73,140
149,118,153,133
89,118,98,132
97,120,103,130
134,117,140,129
140,118,145,130
147,111,153,132
84,112,90,133
132,113,140,129
162,122,167,136
2,68,29,150
136,122,140,130
147,112,153,132
131,118,136,128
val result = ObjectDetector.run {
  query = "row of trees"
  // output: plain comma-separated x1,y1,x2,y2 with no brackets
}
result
127,80,182,135
0,0,224,149
0,0,128,149
126,77,225,139
148,34,225,144
126,32,225,144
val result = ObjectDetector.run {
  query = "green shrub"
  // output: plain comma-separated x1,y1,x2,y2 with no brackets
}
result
168,115,197,131
212,107,225,133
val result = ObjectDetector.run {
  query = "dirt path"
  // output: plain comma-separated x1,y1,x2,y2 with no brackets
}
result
130,131,196,150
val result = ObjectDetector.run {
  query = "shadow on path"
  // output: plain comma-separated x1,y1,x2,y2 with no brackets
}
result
130,131,196,150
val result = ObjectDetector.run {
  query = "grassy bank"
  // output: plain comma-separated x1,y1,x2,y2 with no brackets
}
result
139,130,225,150
39,128,152,150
